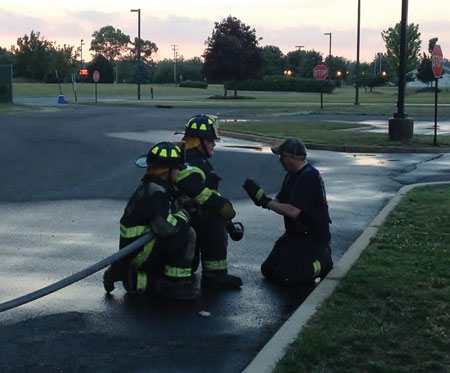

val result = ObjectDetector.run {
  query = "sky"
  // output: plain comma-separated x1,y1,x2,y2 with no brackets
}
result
1,0,449,64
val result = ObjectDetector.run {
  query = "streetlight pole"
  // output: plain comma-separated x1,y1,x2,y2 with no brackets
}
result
80,39,84,71
388,0,413,141
171,44,178,85
324,32,332,59
355,0,361,105
130,9,141,100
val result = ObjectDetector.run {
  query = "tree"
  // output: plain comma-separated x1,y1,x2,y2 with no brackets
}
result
129,37,158,64
14,31,54,81
202,15,264,97
90,26,130,61
381,22,421,82
0,47,15,66
416,37,439,86
324,55,350,84
261,45,285,76
13,31,76,82
87,54,114,83
297,50,323,78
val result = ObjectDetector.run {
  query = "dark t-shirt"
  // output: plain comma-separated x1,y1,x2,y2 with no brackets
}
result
276,163,331,245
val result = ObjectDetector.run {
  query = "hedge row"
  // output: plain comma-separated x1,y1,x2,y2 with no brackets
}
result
179,80,208,89
227,76,335,94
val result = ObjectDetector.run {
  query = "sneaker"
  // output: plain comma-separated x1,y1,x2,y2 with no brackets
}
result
154,277,199,301
201,272,243,290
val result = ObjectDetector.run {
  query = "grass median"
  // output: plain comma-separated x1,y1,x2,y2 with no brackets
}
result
275,184,450,372
220,120,450,149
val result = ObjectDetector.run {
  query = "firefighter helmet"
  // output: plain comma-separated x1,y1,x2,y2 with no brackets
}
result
184,114,219,139
135,142,185,168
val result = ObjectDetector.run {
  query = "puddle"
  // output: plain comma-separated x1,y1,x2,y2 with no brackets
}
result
359,120,450,135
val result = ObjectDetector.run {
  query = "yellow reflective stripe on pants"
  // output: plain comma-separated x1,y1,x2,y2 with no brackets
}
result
164,265,192,278
312,260,322,277
136,271,148,294
130,238,156,268
167,214,178,226
173,210,188,223
203,259,227,271
120,224,150,238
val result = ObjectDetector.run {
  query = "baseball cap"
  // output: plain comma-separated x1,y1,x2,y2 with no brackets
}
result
271,137,307,156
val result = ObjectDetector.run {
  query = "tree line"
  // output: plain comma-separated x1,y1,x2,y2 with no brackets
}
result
0,15,444,89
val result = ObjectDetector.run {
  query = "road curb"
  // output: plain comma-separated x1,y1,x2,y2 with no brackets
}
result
242,181,450,373
220,131,450,153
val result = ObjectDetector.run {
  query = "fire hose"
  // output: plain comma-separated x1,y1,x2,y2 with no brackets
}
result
0,233,153,313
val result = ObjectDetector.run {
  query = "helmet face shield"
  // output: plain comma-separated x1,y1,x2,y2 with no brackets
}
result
135,141,186,168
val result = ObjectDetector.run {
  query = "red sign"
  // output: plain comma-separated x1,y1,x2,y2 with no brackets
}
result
79,69,89,76
93,70,100,83
431,45,443,78
313,64,328,80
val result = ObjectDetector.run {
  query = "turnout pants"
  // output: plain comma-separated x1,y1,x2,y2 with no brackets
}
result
190,211,228,273
261,232,333,287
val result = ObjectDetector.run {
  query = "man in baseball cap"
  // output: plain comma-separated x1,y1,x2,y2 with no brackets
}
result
243,137,333,287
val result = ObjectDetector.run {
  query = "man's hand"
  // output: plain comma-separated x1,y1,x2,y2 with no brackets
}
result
243,179,271,208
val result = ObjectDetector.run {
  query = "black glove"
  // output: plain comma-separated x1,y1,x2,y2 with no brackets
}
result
227,221,244,241
243,179,271,208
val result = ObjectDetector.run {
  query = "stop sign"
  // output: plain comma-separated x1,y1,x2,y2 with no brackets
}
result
431,45,443,78
313,65,329,80
93,70,100,83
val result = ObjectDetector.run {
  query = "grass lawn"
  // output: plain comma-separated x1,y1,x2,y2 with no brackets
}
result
220,120,450,149
11,82,450,117
275,184,450,373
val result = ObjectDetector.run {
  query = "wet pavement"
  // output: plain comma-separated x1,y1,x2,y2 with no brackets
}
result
1,105,450,372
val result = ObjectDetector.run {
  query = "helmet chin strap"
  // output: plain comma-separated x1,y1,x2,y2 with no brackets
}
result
200,138,211,158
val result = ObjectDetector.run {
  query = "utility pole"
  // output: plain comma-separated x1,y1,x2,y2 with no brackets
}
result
355,0,361,105
80,39,84,70
130,9,141,100
388,0,413,141
171,44,178,85
295,45,304,51
324,32,332,59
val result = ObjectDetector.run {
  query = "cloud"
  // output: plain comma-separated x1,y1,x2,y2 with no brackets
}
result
1,6,449,64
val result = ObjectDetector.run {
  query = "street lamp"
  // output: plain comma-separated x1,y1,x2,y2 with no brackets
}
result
171,45,178,85
130,9,141,100
80,39,84,70
324,32,332,58
355,0,361,105
388,0,413,141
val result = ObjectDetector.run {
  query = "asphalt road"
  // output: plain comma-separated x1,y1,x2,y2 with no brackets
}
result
1,105,450,372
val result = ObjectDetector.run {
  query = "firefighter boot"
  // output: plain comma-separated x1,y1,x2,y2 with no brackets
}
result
154,276,199,301
103,265,123,294
201,271,243,290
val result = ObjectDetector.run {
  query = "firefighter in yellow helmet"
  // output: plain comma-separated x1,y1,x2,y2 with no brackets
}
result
103,142,198,300
176,114,243,289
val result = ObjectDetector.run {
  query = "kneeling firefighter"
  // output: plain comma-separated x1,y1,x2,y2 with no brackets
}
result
103,141,198,300
176,114,244,290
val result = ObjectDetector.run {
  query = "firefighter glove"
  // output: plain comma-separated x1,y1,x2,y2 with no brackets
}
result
219,200,236,220
243,179,271,208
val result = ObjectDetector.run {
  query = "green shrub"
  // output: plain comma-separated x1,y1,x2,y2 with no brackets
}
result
227,76,334,93
179,80,208,89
